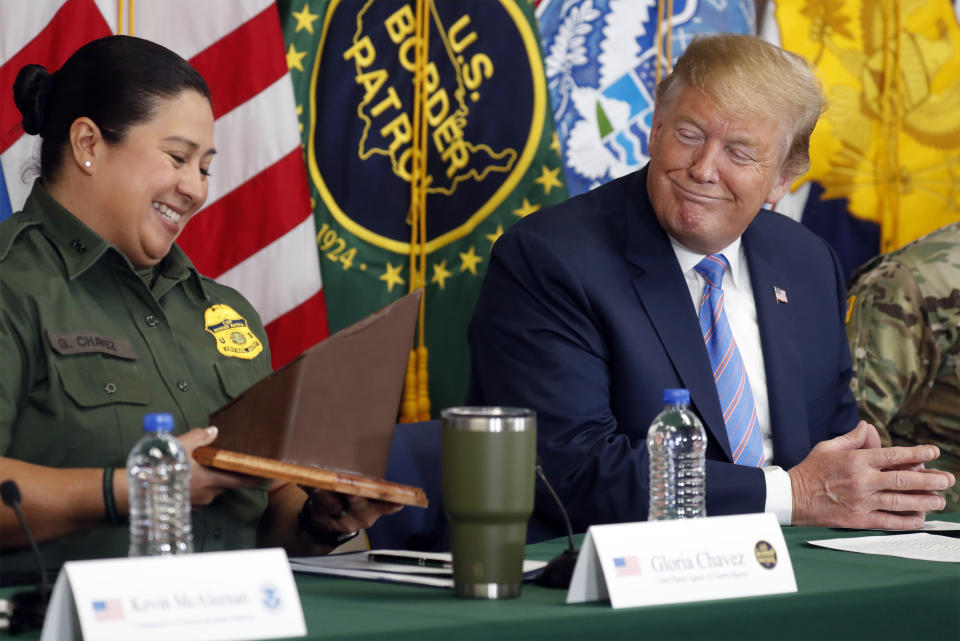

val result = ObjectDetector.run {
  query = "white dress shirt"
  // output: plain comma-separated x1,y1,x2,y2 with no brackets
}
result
669,237,793,525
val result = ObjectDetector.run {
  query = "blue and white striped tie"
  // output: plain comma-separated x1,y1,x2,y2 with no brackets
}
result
694,254,765,467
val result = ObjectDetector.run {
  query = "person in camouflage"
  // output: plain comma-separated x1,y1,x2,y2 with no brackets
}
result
846,222,960,510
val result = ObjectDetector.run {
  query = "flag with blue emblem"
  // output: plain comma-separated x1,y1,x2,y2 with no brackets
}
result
280,0,567,418
537,0,755,197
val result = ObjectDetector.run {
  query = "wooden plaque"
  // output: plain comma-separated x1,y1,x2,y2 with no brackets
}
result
193,446,429,507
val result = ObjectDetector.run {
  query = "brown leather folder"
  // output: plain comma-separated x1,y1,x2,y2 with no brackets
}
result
194,290,428,507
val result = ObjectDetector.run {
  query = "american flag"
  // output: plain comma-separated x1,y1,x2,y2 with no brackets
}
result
92,598,125,622
774,286,789,304
613,555,643,577
0,0,328,369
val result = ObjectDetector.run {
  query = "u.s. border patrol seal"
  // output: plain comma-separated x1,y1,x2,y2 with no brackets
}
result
754,540,778,569
308,0,546,253
204,305,263,360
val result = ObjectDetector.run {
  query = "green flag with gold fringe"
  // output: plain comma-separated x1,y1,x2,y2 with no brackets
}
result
279,0,567,419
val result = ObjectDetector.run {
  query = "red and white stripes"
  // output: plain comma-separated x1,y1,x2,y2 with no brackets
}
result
0,0,111,203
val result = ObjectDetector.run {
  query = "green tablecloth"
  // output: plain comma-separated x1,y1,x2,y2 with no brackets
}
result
293,524,960,641
5,521,959,640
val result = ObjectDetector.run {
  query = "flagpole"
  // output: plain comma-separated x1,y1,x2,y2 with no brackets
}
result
877,0,902,253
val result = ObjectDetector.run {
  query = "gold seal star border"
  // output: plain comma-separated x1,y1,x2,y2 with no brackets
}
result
291,3,320,34
370,204,545,292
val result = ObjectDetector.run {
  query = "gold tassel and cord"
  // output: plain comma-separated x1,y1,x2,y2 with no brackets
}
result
400,0,432,423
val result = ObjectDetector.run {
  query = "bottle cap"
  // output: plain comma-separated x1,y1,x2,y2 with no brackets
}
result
662,388,690,404
143,412,174,433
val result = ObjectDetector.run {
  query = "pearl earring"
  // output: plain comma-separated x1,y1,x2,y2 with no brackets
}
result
84,161,92,168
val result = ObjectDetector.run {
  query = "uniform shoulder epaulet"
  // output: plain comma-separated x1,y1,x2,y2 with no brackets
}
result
0,215,42,262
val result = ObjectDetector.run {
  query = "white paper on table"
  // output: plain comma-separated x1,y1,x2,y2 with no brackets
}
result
807,533,960,562
835,520,960,533
919,520,960,532
289,550,547,588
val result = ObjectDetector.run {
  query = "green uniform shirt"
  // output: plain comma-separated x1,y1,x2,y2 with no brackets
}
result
0,182,273,582
846,222,960,508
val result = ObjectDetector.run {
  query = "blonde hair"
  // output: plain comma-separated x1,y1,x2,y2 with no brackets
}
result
655,33,825,177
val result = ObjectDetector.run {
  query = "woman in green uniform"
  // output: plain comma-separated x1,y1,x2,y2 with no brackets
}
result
0,35,398,585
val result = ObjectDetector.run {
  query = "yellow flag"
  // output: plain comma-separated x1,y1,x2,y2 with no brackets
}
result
777,0,960,252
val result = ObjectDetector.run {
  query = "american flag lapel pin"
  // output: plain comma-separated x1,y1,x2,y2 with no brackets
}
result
774,286,788,304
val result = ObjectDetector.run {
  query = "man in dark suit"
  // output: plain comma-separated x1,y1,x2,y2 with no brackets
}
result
467,34,954,541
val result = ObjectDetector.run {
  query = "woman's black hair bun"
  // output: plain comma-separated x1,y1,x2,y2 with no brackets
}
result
13,64,52,136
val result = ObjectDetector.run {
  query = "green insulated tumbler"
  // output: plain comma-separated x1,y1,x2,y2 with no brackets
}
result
441,407,536,599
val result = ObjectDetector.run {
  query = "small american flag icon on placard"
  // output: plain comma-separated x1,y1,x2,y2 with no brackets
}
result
774,286,788,304
613,556,643,576
92,599,125,621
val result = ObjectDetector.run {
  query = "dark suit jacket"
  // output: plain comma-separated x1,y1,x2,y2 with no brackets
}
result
466,166,859,541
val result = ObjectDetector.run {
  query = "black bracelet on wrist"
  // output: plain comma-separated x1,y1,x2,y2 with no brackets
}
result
297,499,359,548
102,467,123,526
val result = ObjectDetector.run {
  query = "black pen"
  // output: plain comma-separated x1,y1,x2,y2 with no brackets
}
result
367,553,451,569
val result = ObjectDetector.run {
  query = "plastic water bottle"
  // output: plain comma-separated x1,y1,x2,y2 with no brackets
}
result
127,412,193,556
647,388,707,520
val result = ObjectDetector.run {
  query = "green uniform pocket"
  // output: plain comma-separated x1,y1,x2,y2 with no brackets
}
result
55,354,151,408
50,354,152,467
213,359,268,400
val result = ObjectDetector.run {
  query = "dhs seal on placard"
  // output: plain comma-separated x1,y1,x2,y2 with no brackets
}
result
754,540,778,569
260,584,281,611
204,305,263,360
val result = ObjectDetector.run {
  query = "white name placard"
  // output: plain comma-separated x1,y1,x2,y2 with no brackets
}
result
40,548,306,641
567,513,796,609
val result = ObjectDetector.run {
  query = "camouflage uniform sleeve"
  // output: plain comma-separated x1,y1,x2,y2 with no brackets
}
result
846,258,936,444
